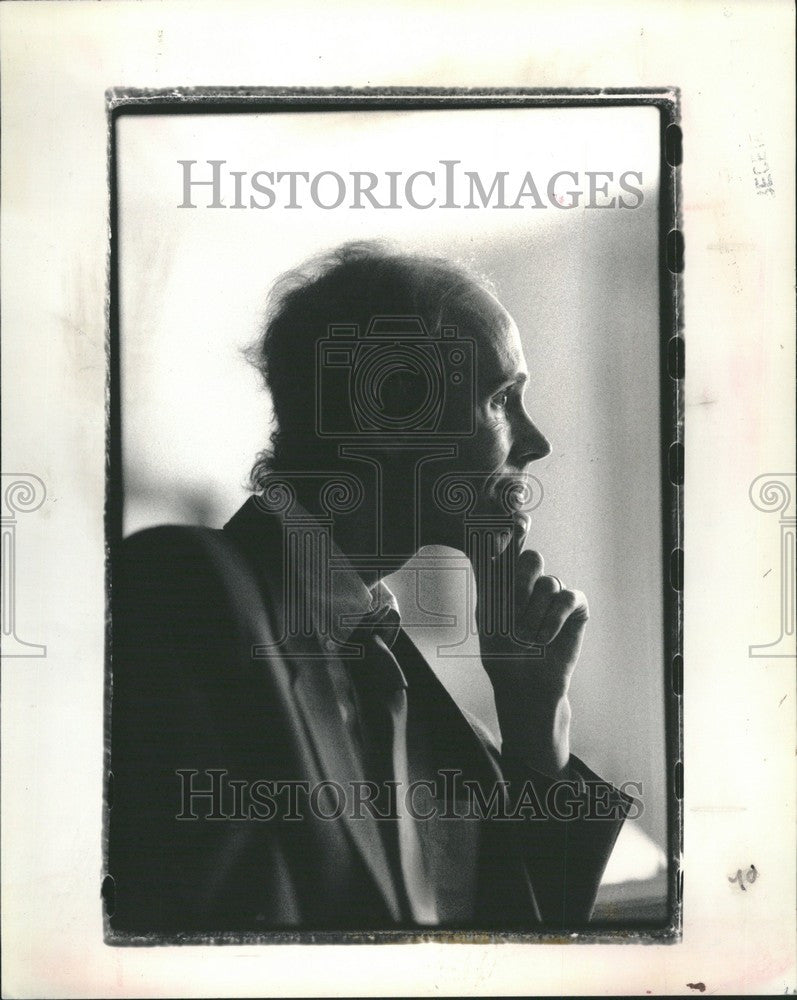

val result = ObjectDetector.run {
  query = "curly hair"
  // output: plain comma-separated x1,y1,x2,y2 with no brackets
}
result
245,240,495,491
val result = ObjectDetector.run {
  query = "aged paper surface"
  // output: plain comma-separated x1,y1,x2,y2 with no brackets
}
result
1,1,794,995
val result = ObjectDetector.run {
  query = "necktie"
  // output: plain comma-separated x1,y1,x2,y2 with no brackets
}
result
349,611,438,926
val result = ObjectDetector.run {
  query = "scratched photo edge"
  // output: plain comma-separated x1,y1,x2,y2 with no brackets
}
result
101,87,683,946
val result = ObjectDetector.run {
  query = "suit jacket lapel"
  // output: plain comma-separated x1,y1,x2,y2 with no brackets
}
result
393,628,505,784
289,658,403,920
224,499,403,920
393,627,542,924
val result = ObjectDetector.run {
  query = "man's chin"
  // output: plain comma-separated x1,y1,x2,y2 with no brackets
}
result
479,502,531,555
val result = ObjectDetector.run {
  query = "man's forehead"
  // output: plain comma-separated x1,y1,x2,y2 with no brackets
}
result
454,291,526,388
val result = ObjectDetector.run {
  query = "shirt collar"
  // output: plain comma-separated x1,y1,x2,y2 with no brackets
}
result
290,501,400,644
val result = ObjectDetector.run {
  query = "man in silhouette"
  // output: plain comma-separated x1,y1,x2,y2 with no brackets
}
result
108,242,633,935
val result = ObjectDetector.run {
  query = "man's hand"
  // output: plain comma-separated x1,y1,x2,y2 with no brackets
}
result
473,518,590,777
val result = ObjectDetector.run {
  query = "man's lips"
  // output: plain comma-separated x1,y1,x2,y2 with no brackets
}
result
490,475,534,512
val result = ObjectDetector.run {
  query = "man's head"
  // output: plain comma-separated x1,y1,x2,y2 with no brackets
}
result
247,241,550,556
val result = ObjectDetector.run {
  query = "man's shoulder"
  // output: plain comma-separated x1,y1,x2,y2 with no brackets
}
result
123,522,219,553
120,523,241,595
115,511,287,664
122,522,228,565
121,498,281,579
117,506,281,622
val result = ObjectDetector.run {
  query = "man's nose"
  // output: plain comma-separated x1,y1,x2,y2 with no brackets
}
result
513,412,552,466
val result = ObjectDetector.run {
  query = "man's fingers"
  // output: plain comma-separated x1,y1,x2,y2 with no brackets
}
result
514,549,544,614
516,572,558,640
476,531,586,655
507,515,530,561
535,588,589,646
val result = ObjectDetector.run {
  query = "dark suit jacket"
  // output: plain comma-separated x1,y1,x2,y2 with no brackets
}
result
107,498,632,937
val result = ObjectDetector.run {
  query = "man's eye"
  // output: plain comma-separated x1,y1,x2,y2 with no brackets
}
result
492,389,511,408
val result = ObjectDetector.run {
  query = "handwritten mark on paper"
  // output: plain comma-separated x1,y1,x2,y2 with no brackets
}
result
750,135,775,196
728,864,758,891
